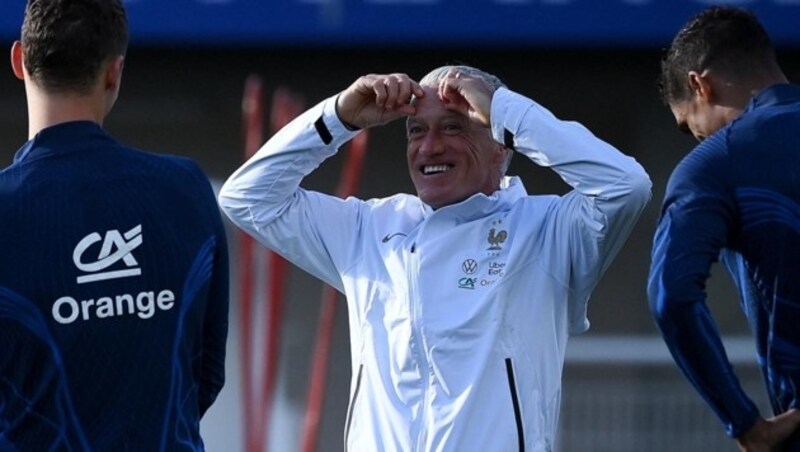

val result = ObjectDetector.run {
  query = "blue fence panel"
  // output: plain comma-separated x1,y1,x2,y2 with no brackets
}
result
1,1,799,47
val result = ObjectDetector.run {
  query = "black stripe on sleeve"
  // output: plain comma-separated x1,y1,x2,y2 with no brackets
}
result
315,116,333,145
504,128,515,151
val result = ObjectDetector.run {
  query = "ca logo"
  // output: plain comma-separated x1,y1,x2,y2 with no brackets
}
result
73,225,143,284
458,277,477,290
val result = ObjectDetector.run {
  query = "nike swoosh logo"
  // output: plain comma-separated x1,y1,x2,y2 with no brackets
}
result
382,232,407,243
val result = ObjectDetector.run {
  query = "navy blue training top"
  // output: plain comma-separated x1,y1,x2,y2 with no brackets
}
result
648,84,800,438
0,121,229,451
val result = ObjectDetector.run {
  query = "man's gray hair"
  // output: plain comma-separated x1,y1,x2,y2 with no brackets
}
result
419,65,506,91
419,65,513,176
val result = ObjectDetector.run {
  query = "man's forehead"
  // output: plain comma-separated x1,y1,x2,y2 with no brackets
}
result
410,85,439,107
407,109,466,127
410,87,466,122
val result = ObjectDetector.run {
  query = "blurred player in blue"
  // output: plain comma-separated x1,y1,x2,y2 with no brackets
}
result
0,0,229,450
649,6,800,451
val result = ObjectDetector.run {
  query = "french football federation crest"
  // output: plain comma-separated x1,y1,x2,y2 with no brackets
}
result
487,219,508,251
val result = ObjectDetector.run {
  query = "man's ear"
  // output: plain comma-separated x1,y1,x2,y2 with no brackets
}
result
493,144,512,178
687,69,714,104
11,41,24,80
104,55,125,92
493,143,507,165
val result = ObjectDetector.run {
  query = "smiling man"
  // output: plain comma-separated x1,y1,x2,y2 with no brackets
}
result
219,65,650,451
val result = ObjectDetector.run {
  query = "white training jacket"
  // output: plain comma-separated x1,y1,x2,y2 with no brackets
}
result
218,87,651,452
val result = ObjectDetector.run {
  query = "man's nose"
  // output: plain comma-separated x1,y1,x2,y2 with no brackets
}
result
419,130,445,156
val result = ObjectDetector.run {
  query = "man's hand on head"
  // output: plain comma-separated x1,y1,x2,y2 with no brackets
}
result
336,73,425,130
437,69,496,128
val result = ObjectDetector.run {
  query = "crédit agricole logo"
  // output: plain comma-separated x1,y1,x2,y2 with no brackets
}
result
52,225,176,325
73,224,143,284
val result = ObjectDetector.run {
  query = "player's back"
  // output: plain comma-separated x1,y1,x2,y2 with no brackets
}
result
725,85,800,303
724,84,800,412
0,121,229,451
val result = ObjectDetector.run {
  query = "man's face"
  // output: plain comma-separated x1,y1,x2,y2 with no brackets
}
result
669,94,731,142
406,86,505,209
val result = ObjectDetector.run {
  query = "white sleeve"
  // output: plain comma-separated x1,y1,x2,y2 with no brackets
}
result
491,87,652,333
217,95,363,292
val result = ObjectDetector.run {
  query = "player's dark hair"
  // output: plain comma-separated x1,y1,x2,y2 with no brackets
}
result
21,0,128,94
658,6,778,105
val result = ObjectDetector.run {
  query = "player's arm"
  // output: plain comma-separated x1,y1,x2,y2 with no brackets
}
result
194,169,230,416
647,135,759,438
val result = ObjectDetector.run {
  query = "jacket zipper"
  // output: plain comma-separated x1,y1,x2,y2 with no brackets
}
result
408,241,429,451
343,364,363,452
505,358,525,452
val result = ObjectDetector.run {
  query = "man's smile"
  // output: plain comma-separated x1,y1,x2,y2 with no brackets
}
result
421,164,453,175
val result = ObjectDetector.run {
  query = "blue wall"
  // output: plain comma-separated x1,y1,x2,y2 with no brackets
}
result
2,0,799,47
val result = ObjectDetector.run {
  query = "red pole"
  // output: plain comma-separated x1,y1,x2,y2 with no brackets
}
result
300,130,369,452
239,74,264,452
239,82,305,452
257,88,304,451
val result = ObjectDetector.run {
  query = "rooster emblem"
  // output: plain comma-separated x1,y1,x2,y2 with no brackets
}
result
487,228,508,251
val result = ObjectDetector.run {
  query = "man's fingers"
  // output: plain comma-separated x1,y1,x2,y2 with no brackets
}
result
396,78,412,110
372,78,389,109
439,69,463,101
386,73,419,109
438,75,471,117
338,73,424,128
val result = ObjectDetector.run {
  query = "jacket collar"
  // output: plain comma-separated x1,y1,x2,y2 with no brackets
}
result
744,83,800,114
13,121,112,164
420,176,527,222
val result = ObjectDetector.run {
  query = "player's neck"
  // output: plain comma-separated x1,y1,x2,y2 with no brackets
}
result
744,70,790,103
25,84,107,139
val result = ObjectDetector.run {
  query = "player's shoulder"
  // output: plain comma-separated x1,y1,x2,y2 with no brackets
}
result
666,132,733,198
726,97,800,153
157,153,207,181
119,145,210,186
676,131,730,176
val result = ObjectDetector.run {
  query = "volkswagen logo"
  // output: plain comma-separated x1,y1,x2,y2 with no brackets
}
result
462,259,478,274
